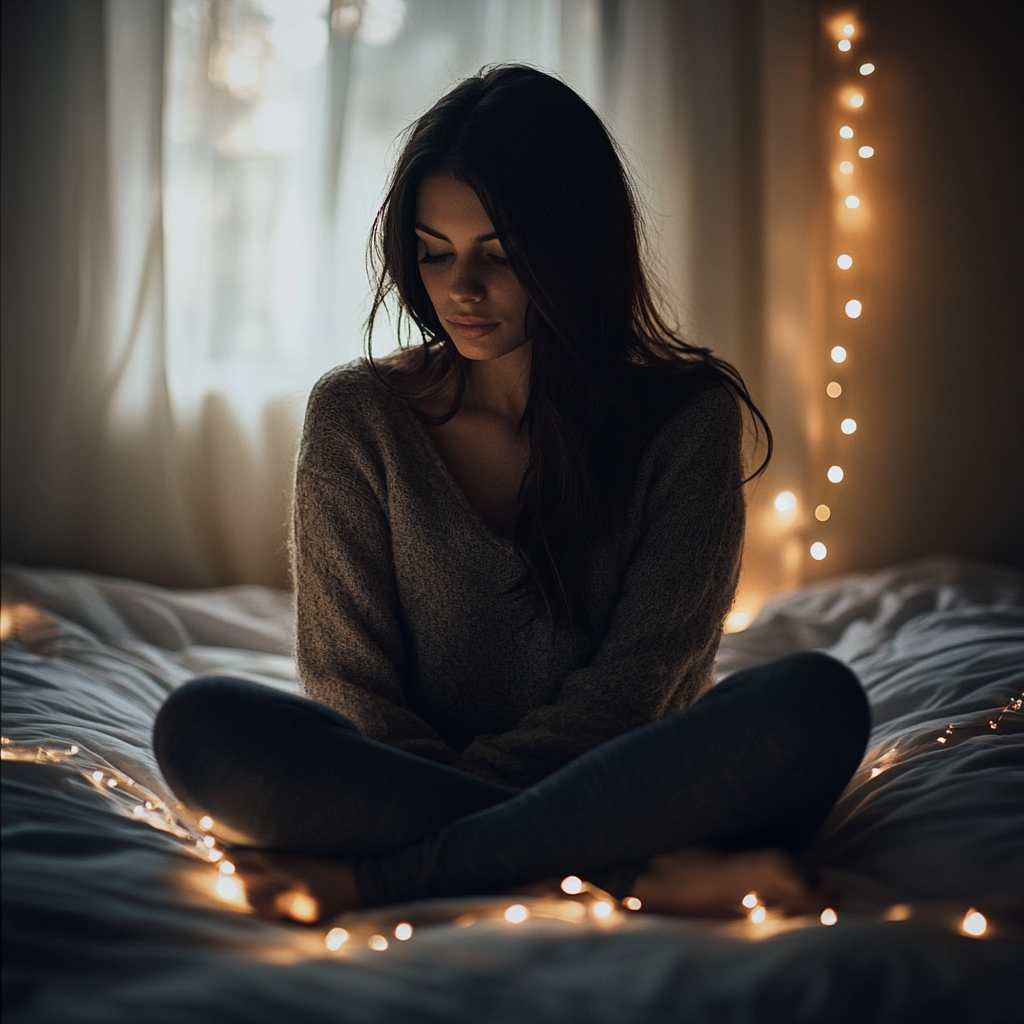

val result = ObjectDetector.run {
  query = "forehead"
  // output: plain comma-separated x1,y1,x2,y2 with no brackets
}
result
415,176,494,235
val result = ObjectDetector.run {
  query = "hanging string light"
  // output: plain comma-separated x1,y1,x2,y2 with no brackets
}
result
813,11,876,567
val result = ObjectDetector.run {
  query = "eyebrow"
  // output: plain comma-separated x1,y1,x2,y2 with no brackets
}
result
414,222,500,244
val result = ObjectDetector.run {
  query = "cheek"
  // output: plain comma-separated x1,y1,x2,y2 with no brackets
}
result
418,268,444,310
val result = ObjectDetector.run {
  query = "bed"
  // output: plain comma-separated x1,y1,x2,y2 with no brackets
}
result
3,556,1022,1023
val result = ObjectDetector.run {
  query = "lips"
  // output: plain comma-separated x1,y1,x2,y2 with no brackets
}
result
446,317,500,340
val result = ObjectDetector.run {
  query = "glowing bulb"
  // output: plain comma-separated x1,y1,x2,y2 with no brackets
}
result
858,145,874,158
69,745,79,755
849,93,864,108
200,815,214,831
215,875,240,900
593,901,614,919
842,23,855,37
820,908,838,926
827,381,843,397
325,927,349,950
839,125,854,138
827,465,844,483
841,418,857,434
208,848,223,862
815,504,831,521
505,904,529,924
870,767,882,778
203,835,216,848
107,778,118,788
837,39,851,51
845,195,860,209
837,254,853,270
845,299,862,318
219,860,236,875
277,891,319,923
831,346,847,363
810,542,828,561
623,897,642,911
749,905,767,924
961,910,987,937
394,922,413,941
774,490,797,512
92,771,104,783
725,609,752,633
368,934,389,951
560,876,583,895
860,62,875,75
132,804,146,817
742,893,759,909
839,161,854,175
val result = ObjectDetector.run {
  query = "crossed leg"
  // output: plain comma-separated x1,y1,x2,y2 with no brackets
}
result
153,652,869,918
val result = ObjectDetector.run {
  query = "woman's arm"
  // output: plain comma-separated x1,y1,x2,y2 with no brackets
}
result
451,384,745,787
292,370,460,765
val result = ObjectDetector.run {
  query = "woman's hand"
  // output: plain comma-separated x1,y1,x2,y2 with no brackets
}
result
229,848,362,924
631,846,824,918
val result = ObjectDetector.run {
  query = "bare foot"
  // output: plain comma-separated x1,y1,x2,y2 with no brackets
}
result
632,847,825,918
228,849,362,924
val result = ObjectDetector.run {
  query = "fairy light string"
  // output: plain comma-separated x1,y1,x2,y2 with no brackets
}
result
4,685,1019,950
729,12,878,633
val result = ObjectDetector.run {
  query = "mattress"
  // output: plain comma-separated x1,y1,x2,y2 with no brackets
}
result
3,556,1022,1023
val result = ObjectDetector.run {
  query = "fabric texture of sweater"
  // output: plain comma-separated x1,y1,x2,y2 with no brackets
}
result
291,359,745,788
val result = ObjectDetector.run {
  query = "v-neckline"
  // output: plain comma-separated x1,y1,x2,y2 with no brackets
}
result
386,380,518,554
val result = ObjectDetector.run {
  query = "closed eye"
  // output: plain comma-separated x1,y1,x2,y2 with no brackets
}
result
418,252,510,266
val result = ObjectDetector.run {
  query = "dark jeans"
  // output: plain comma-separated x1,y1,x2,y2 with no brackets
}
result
153,652,869,906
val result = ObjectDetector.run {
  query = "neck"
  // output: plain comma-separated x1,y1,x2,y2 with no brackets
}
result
462,342,531,425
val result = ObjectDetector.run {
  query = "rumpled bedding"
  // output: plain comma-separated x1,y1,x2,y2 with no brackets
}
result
3,556,1022,1023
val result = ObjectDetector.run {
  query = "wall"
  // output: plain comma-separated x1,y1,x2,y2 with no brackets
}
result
803,0,1024,582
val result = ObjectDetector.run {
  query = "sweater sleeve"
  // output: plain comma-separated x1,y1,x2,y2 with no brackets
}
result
450,384,745,787
291,370,460,765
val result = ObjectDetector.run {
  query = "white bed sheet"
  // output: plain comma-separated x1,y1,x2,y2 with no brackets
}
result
3,556,1022,1023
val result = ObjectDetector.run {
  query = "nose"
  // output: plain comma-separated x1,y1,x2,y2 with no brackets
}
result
449,259,486,304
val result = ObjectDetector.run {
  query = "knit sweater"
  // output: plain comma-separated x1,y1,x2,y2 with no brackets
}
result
291,359,745,788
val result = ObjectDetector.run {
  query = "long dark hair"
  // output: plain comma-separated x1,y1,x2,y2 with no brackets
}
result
366,65,770,634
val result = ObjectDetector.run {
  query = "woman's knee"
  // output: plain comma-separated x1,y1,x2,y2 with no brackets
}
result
154,676,251,749
719,652,870,758
784,652,867,719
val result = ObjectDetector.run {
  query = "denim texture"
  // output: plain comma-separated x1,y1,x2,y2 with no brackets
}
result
153,652,869,905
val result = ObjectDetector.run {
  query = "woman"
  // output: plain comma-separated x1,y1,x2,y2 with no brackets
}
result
154,66,869,922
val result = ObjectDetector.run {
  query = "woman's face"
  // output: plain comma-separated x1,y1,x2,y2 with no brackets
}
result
415,175,530,362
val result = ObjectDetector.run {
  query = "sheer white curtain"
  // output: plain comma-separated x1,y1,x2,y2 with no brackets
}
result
2,0,820,598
